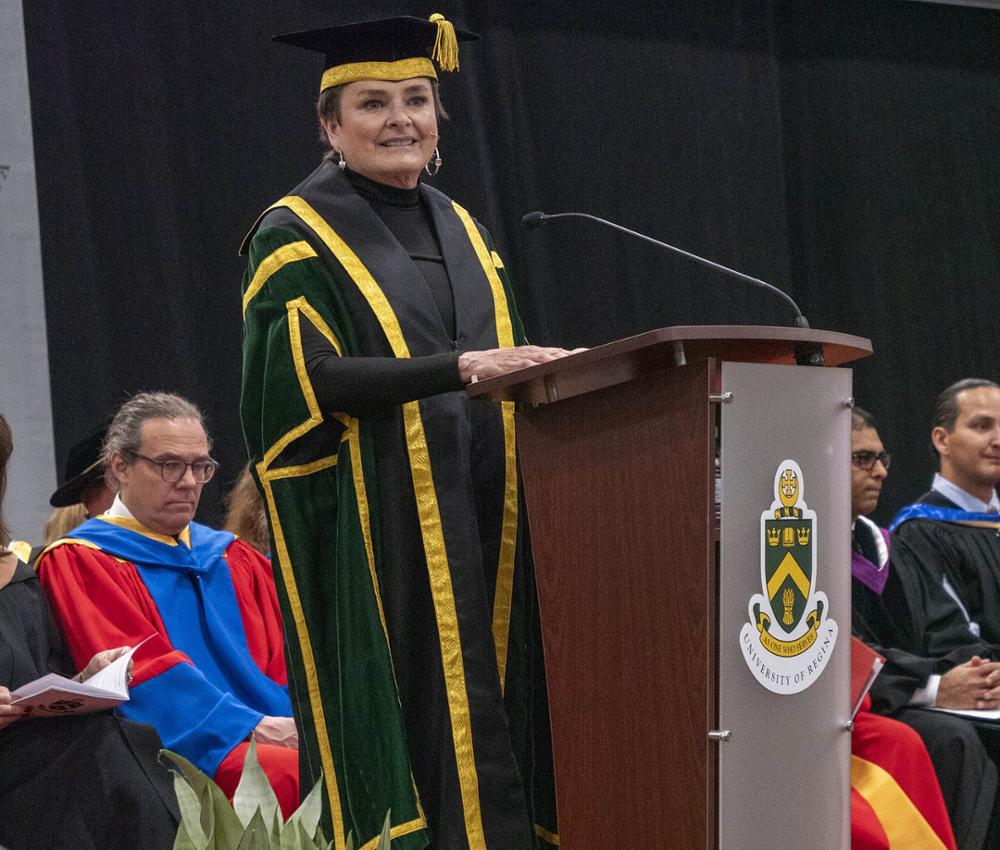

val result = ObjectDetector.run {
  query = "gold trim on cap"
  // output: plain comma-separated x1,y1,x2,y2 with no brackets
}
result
320,57,436,93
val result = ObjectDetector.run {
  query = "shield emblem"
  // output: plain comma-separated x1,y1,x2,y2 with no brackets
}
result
763,518,813,633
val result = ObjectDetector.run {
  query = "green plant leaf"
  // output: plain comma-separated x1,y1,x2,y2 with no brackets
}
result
158,746,340,849
209,779,249,849
172,774,207,846
172,772,209,850
160,747,246,848
199,783,218,848
376,811,392,850
235,810,271,850
173,819,202,850
278,817,298,850
296,820,315,849
194,785,218,850
271,808,283,843
232,739,280,829
278,814,319,850
284,776,323,840
161,749,219,839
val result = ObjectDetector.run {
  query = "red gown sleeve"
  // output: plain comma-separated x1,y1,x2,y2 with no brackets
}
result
36,542,189,683
223,540,287,686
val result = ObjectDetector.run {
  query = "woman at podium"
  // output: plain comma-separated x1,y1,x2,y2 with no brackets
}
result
240,14,565,849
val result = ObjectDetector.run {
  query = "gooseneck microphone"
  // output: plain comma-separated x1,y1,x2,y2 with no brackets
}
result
521,210,811,330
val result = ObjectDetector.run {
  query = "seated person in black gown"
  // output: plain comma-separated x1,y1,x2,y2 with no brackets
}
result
850,406,1000,850
0,414,178,850
891,378,1000,644
8,420,114,567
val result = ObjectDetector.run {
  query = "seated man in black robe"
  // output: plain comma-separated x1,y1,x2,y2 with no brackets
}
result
0,413,178,850
850,406,999,850
891,378,1000,644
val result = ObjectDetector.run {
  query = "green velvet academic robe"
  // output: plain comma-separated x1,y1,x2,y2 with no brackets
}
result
240,161,555,850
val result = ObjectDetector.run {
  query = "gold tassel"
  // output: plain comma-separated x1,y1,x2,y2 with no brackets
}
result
429,12,460,72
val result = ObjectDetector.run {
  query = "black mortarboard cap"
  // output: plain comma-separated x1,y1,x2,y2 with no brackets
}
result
273,14,478,94
49,419,111,507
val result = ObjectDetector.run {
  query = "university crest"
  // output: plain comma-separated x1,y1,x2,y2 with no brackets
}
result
739,460,838,695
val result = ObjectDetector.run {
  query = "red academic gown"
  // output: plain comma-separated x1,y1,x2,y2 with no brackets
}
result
37,519,299,818
851,696,956,850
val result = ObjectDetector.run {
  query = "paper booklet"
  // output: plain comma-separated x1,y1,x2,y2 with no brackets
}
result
929,706,1000,721
11,635,153,717
850,636,885,721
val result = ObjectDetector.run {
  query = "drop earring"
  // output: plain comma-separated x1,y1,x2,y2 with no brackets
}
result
425,147,442,176
337,149,346,171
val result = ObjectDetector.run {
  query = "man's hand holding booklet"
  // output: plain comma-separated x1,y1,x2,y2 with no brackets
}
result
11,635,153,717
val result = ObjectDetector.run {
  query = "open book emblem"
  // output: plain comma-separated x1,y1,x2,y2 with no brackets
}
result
740,460,838,695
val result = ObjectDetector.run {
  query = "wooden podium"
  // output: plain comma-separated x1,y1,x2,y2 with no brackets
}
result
468,326,871,850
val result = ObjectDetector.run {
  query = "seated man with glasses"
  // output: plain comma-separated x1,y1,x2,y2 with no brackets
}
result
851,406,1000,850
852,405,1000,711
36,392,299,816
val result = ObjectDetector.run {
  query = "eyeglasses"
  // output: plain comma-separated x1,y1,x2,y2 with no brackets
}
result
851,450,891,471
126,451,219,483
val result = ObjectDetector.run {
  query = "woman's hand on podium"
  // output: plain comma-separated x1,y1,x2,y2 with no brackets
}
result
458,345,585,384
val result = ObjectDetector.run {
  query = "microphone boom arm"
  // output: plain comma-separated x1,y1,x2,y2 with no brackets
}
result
524,210,810,330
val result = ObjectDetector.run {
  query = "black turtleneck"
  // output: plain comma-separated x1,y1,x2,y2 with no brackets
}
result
298,169,463,416
344,169,456,339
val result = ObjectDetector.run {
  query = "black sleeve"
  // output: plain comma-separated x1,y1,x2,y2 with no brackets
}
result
891,527,992,658
300,316,464,416
866,641,992,714
865,644,935,713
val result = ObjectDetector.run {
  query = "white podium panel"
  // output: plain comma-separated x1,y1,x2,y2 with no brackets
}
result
717,362,852,849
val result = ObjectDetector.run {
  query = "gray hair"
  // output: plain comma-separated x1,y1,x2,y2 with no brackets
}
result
102,392,210,467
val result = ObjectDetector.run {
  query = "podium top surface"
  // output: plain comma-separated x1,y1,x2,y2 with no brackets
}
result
467,324,872,405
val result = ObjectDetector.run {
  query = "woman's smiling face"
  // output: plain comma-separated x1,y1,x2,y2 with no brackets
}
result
323,77,438,189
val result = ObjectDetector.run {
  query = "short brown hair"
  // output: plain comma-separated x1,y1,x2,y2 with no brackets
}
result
931,378,1000,458
933,379,1000,432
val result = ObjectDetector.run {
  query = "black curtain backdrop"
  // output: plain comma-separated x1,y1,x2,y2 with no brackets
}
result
23,0,1000,527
